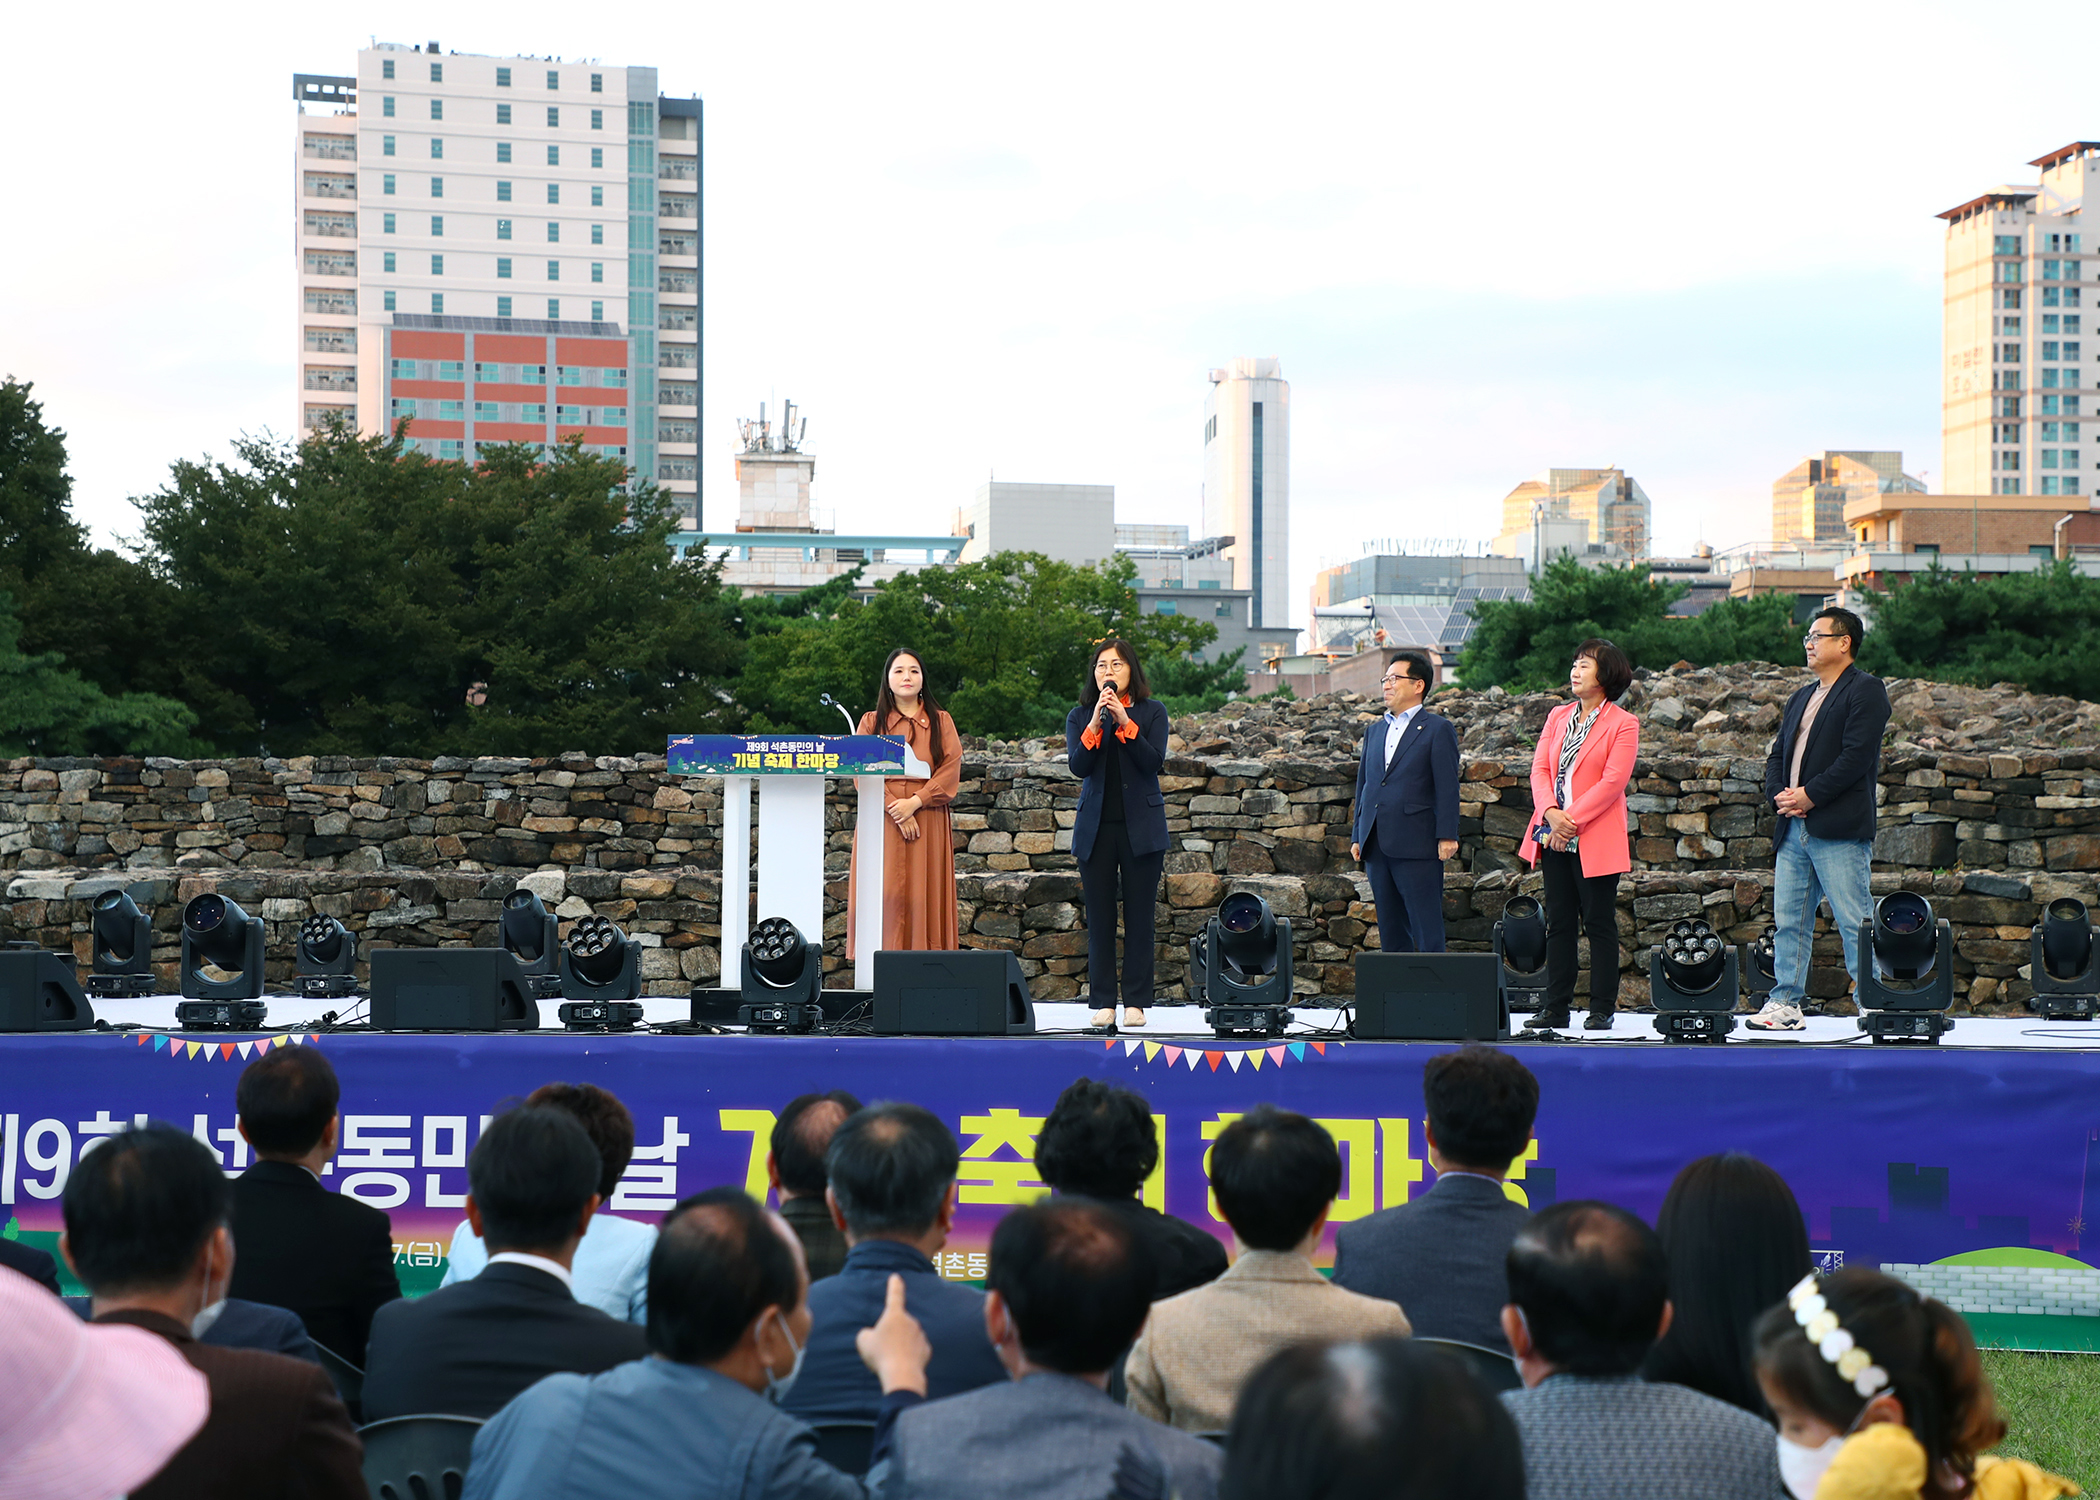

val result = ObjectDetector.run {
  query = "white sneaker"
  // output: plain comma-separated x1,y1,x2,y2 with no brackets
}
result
1745,1001,1806,1032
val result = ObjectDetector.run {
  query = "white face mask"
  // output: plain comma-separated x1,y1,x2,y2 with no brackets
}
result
762,1309,805,1405
1777,1433,1846,1500
190,1238,228,1340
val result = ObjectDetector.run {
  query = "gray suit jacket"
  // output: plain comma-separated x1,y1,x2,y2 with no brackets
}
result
1332,1172,1530,1352
888,1371,1220,1500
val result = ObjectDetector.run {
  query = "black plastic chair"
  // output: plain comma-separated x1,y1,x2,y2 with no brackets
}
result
310,1340,364,1422
359,1414,484,1500
1414,1336,1522,1393
1194,1431,1229,1448
810,1421,876,1476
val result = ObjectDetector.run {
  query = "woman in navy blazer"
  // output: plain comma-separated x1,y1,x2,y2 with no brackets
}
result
1065,638,1172,1032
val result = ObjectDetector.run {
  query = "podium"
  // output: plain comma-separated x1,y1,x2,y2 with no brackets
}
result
667,734,930,990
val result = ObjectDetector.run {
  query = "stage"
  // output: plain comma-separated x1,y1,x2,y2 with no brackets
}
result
4,998,2098,1351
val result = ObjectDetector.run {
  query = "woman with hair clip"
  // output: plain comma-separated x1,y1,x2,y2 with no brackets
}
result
1752,1266,2074,1500
1066,638,1171,1032
847,647,962,956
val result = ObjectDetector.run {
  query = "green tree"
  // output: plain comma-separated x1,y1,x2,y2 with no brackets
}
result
1459,556,1803,690
0,378,173,694
129,424,742,757
735,552,1219,739
1857,561,2100,701
1148,647,1248,715
0,590,200,756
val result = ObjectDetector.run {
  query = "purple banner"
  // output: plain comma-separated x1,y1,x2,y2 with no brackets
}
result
4,1033,2097,1323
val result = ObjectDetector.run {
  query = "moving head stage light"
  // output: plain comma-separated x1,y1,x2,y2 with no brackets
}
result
1743,932,1778,1008
1857,891,1955,1044
1496,895,1550,1021
1649,918,1738,1043
558,915,643,1029
2031,897,2100,1021
1189,892,1294,1038
740,916,824,1033
176,895,266,1029
85,889,155,998
500,888,564,1001
0,941,94,1033
295,914,359,1000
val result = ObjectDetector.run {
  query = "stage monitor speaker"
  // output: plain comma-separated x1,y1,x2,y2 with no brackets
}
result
0,947,95,1033
872,950,1036,1036
1351,953,1507,1041
369,949,539,1032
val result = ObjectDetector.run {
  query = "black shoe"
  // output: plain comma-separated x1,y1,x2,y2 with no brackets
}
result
1529,1008,1572,1030
1584,1008,1615,1031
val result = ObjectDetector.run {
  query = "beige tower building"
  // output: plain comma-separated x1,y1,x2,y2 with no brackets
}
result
1770,452,1924,545
1493,467,1650,565
1941,143,2097,499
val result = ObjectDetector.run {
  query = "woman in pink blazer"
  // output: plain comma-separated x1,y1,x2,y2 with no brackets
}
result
1519,638,1641,1030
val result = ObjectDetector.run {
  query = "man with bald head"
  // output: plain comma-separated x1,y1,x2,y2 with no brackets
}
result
1498,1201,1780,1500
884,1199,1222,1500
461,1186,933,1500
770,1090,862,1281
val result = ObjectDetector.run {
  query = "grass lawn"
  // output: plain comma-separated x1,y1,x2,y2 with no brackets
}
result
1984,1350,2100,1488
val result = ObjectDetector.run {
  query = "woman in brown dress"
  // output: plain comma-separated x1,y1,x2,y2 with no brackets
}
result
847,647,962,957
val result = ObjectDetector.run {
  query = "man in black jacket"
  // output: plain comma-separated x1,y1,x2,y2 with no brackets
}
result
227,1043,400,1365
361,1106,648,1420
1750,606,1891,1031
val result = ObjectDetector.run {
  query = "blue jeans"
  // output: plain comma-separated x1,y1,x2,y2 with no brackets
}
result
1770,819,1874,1006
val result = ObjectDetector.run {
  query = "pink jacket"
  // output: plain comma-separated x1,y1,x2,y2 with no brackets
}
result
1521,699,1641,877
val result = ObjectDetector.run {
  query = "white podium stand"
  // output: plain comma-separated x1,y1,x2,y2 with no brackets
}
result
666,734,930,990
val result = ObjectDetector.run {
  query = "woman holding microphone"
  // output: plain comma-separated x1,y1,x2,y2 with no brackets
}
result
1066,638,1171,1032
847,647,962,957
1519,638,1640,1031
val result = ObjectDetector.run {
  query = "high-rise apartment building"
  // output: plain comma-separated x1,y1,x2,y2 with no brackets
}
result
1492,467,1650,565
1770,451,1924,545
1940,143,2098,499
293,44,702,523
1202,358,1290,628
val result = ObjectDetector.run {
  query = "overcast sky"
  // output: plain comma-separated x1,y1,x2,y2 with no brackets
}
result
2,1,2090,627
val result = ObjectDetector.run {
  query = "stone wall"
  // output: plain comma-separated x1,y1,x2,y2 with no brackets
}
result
1,662,2093,1016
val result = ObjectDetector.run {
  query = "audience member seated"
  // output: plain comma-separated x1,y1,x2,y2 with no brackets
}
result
1499,1200,1782,1500
462,1187,934,1500
362,1105,648,1421
0,1236,61,1296
783,1102,1008,1423
226,1042,401,1364
887,1198,1223,1500
1642,1152,1811,1417
1034,1078,1227,1301
1752,1266,2074,1500
200,1297,324,1365
1125,1106,1410,1433
1222,1337,1525,1500
770,1090,862,1282
444,1082,656,1323
1333,1045,1536,1352
0,1263,212,1500
60,1123,365,1500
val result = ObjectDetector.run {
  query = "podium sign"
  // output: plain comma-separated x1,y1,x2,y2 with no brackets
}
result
669,733,928,991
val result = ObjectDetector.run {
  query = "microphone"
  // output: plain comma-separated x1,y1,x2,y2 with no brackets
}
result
818,693,857,735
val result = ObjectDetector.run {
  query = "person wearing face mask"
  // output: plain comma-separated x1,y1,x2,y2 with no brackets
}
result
1752,1267,2073,1500
849,647,964,958
461,1187,936,1500
1067,638,1172,1031
883,1199,1224,1500
1498,1200,1781,1500
59,1123,364,1500
1518,637,1640,1032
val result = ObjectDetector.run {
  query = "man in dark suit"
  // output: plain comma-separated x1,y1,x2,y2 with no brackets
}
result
1332,1046,1538,1352
783,1102,1009,1424
0,1234,61,1294
885,1198,1222,1500
226,1042,400,1364
61,1122,365,1500
1750,606,1892,1032
770,1089,862,1282
361,1105,648,1421
1351,650,1462,951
